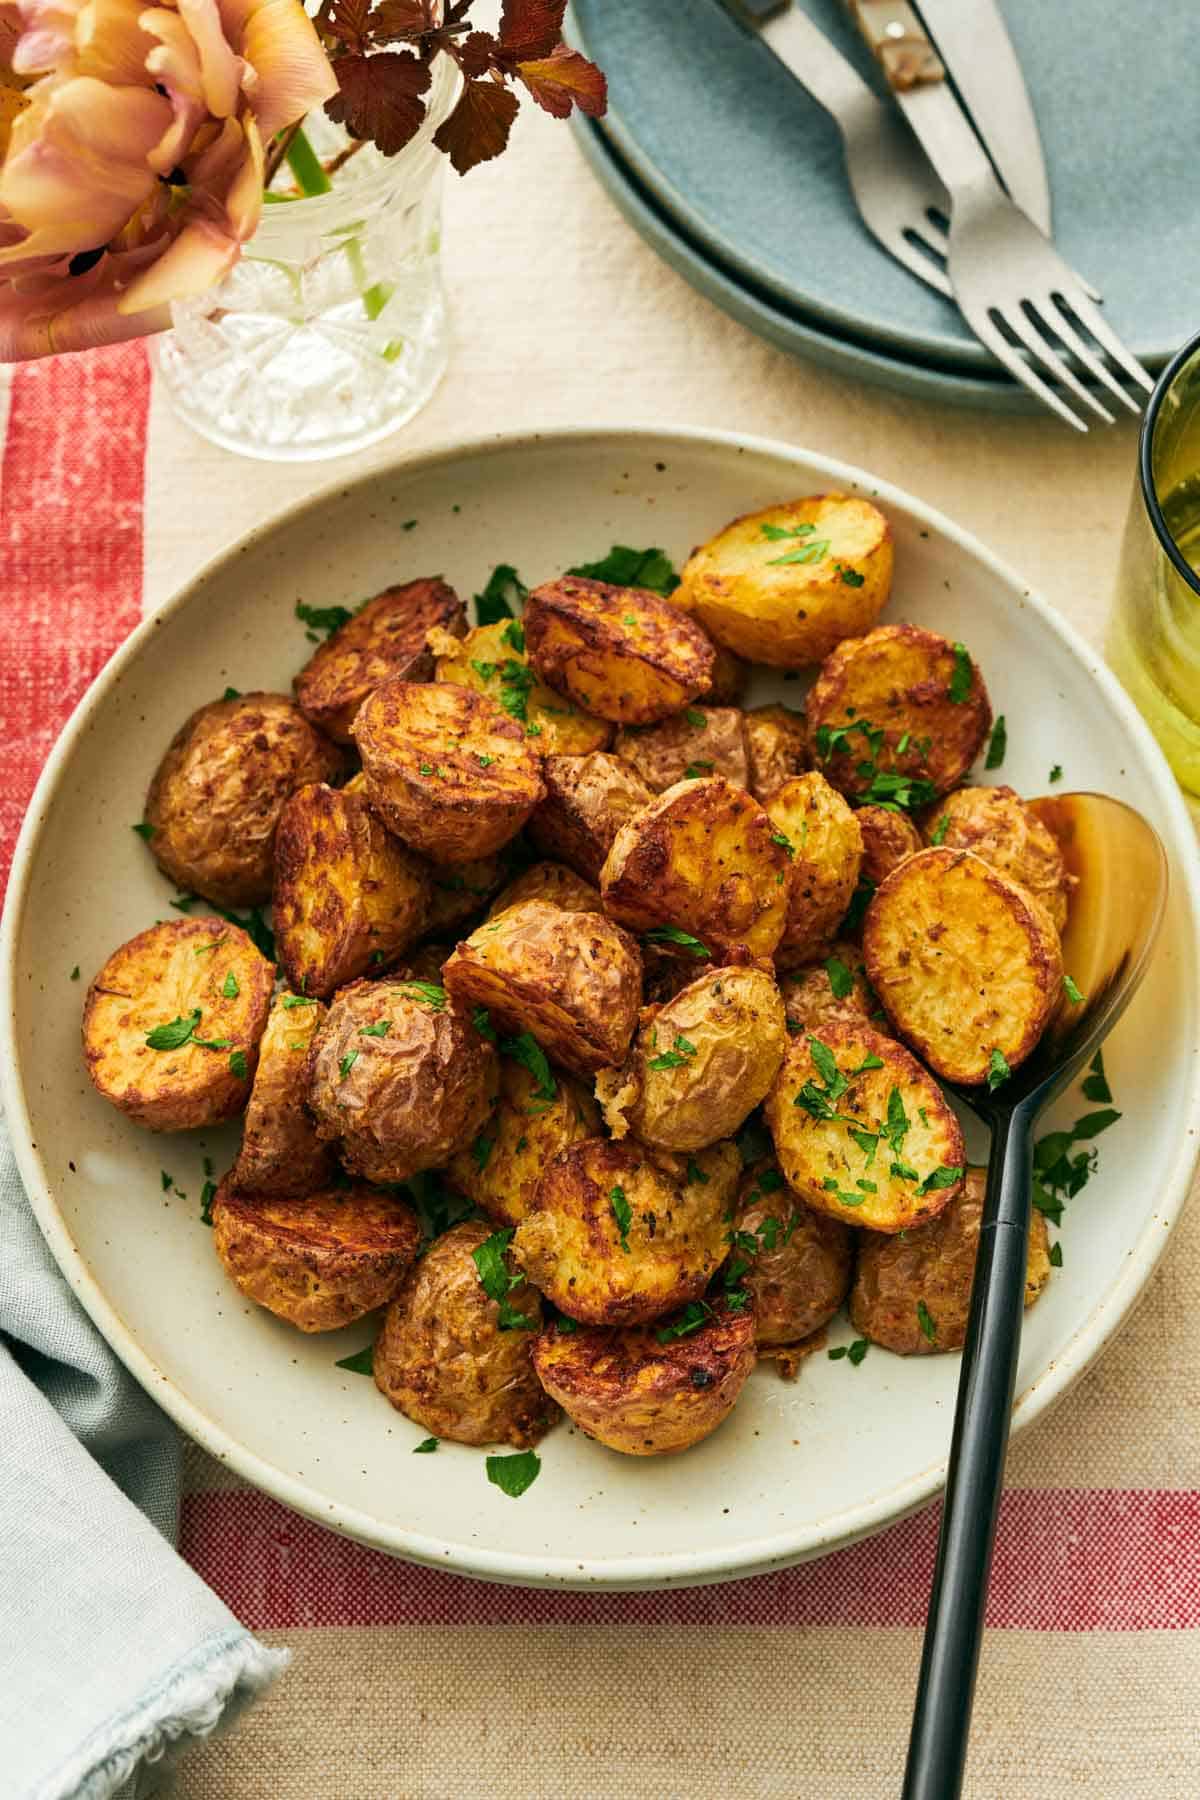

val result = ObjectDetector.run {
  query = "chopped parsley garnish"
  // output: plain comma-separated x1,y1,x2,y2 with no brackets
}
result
841,876,877,934
359,1019,392,1037
222,971,239,999
1081,1049,1112,1104
771,830,795,859
686,1158,709,1186
948,642,973,703
985,715,1007,770
656,1300,712,1343
335,1344,375,1375
471,1004,496,1043
929,813,951,846
486,1449,541,1498
1063,976,1085,1004
837,564,865,588
170,895,275,962
282,994,317,1009
472,1227,533,1329
987,1048,1011,1091
400,982,447,1010
683,761,714,779
916,1300,937,1344
501,619,525,653
476,753,494,768
1049,764,1063,784
566,544,679,596
501,1031,556,1101
222,686,241,700
1032,1095,1121,1224
685,708,707,728
493,658,536,722
228,1050,248,1080
145,1009,202,1050
824,956,854,1000
192,938,225,956
609,1184,632,1253
474,563,528,625
824,1177,867,1209
471,1133,493,1172
828,1338,869,1363
295,600,353,638
647,1034,698,1071
794,1036,882,1121
339,1050,359,1079
419,763,434,775
413,1437,439,1453
859,769,938,812
69,965,80,981
643,926,710,958
760,521,815,541
1049,1241,1063,1268
917,1165,962,1196
161,1169,174,1192
132,821,156,841
199,1180,216,1227
814,718,885,765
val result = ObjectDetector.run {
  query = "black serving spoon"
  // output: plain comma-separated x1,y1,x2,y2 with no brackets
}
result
902,792,1168,1800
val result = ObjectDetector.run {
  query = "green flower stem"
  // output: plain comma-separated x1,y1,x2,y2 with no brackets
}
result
285,127,331,197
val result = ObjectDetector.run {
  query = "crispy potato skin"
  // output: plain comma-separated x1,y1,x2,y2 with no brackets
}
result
600,776,792,959
806,623,993,801
743,703,808,802
532,1304,755,1456
528,751,655,883
778,940,888,1039
373,1220,556,1448
922,786,1070,933
513,1137,732,1326
698,642,748,706
767,774,864,969
423,855,506,938
212,1179,420,1332
733,1159,853,1352
448,1059,601,1227
293,578,466,743
354,679,545,862
856,804,922,887
486,860,603,918
443,900,642,1078
231,993,333,1195
273,783,431,1000
144,693,343,908
524,576,716,724
863,848,1064,1084
850,1167,1051,1354
595,966,787,1152
306,978,497,1184
431,618,611,755
613,706,748,794
82,918,273,1130
677,495,892,668
765,1021,965,1233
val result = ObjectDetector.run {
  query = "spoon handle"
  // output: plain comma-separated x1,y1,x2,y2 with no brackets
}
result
902,1103,1036,1800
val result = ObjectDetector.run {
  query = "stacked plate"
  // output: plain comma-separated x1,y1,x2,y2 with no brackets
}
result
568,0,1192,410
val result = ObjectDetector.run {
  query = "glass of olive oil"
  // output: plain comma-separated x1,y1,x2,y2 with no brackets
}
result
1108,331,1200,798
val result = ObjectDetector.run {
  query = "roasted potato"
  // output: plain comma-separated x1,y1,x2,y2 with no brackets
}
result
212,1179,420,1332
767,773,864,969
856,804,922,886
732,1159,854,1361
777,941,887,1039
764,1021,965,1233
354,679,544,863
423,855,507,938
524,575,716,724
447,1059,601,1227
82,918,273,1131
273,782,431,999
293,577,466,743
305,976,497,1184
531,1302,755,1456
143,693,343,908
373,1219,556,1447
698,642,749,707
527,751,655,883
806,623,993,802
429,618,611,755
922,786,1070,934
595,965,787,1152
600,776,792,960
677,495,893,668
743,703,808,802
486,860,603,918
512,1137,734,1326
443,900,642,1078
850,1166,1052,1355
613,706,748,795
230,992,333,1195
862,847,1064,1085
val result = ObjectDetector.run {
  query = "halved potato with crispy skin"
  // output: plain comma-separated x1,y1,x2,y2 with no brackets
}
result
354,679,544,862
863,847,1064,1085
856,804,922,886
732,1159,854,1362
600,776,792,960
512,1137,733,1326
273,782,431,999
212,1178,420,1332
806,623,993,802
82,918,274,1130
447,1058,601,1227
850,1166,1052,1355
293,577,466,743
677,495,893,668
528,751,655,882
443,900,642,1078
767,773,864,969
531,1302,755,1456
764,1021,965,1233
423,855,507,938
374,1219,556,1448
524,576,716,724
231,992,333,1195
698,641,748,707
921,786,1070,934
486,860,603,918
595,965,787,1152
743,703,808,802
777,941,888,1040
613,706,747,794
429,618,611,755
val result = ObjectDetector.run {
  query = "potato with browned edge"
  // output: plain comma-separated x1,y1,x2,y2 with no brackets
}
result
448,1059,601,1228
374,1219,556,1447
850,1167,1052,1355
698,642,748,707
429,618,611,756
778,941,887,1040
524,575,716,724
212,1179,420,1332
532,1301,755,1456
294,577,466,743
922,786,1070,933
486,860,603,918
143,692,344,908
443,900,642,1078
743,703,808,802
767,773,864,969
83,918,273,1131
528,751,654,883
613,706,747,794
231,992,333,1196
856,804,922,887
423,855,507,938
863,847,1064,1085
732,1158,854,1370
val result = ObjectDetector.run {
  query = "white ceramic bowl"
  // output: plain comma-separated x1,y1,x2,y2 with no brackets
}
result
4,427,1199,1590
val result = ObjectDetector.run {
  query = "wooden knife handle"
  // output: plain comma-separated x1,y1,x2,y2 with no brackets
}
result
847,0,945,92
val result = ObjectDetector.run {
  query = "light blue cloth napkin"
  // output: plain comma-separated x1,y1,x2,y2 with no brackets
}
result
0,1118,287,1800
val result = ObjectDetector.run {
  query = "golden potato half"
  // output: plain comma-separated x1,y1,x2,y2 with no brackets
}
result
600,776,792,960
273,782,431,1000
143,692,343,909
922,786,1070,934
212,1179,420,1332
732,1159,854,1357
862,847,1064,1085
83,918,274,1131
448,1058,601,1228
697,641,749,707
677,494,892,668
596,965,787,1152
528,751,655,883
443,899,642,1078
293,577,466,743
423,855,507,938
856,803,922,887
767,773,864,969
486,860,603,918
850,1166,1052,1355
231,992,333,1196
524,575,716,725
513,1137,731,1326
613,705,748,795
532,1303,756,1456
431,617,611,755
764,1021,965,1233
743,703,808,803
777,941,887,1040
354,679,544,863
374,1220,556,1448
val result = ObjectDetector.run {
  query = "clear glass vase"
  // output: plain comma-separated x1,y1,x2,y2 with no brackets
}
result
157,61,456,462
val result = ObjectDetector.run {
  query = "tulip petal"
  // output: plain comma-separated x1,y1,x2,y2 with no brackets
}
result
236,0,336,139
77,0,157,84
117,208,236,309
177,0,240,117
